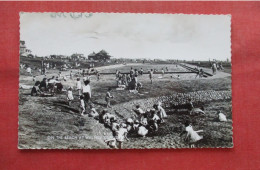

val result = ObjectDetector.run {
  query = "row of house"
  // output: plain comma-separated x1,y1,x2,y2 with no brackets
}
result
20,40,112,62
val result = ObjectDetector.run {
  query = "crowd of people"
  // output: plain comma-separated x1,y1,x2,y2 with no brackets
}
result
100,102,168,149
22,63,230,149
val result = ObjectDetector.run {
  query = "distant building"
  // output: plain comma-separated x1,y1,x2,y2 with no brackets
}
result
20,40,33,57
71,53,85,61
88,50,111,61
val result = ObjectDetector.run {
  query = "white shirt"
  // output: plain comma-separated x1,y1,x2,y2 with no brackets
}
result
48,79,56,84
116,128,128,142
67,90,74,100
26,67,31,73
76,81,82,89
152,114,160,121
82,84,91,97
136,108,145,114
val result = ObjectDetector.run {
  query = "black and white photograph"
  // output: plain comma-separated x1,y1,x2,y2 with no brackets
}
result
19,12,232,149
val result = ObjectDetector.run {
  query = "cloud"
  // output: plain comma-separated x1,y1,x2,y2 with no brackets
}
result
20,13,231,61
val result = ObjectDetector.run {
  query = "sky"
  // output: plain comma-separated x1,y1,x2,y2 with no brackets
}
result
20,13,231,61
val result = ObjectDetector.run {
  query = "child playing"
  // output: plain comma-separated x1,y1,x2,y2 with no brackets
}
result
76,78,82,96
133,105,145,119
180,121,203,148
67,87,74,106
111,118,120,133
140,113,148,126
79,95,85,116
89,104,99,118
105,88,114,108
105,123,129,149
137,124,149,137
157,102,167,123
218,110,227,122
115,123,129,149
31,81,42,96
151,109,160,131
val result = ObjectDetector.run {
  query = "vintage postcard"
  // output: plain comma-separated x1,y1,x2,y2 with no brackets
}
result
19,13,232,149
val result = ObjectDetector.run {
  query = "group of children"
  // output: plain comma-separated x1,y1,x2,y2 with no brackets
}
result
115,69,142,91
96,102,168,149
31,76,64,96
115,66,168,90
66,78,92,115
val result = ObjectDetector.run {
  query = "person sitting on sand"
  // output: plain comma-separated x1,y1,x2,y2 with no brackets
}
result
39,78,47,91
188,99,205,115
136,82,142,91
31,81,42,96
133,120,140,131
67,87,74,106
79,95,85,116
133,105,145,119
137,124,149,137
105,138,118,149
126,118,134,125
55,77,63,93
102,112,116,126
218,110,227,122
99,110,106,123
105,88,114,108
47,76,56,94
89,104,99,118
180,121,203,148
140,113,149,126
125,118,134,132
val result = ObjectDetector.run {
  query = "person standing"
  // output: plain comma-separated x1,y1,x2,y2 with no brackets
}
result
161,68,165,77
82,79,91,108
76,78,82,96
149,69,154,84
105,88,114,108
